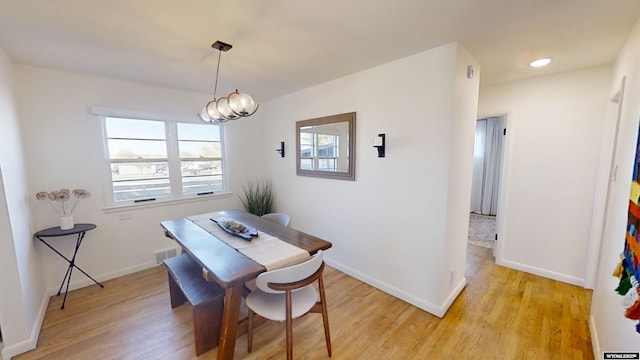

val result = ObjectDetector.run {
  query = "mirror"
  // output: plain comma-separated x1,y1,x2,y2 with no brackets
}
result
296,112,356,181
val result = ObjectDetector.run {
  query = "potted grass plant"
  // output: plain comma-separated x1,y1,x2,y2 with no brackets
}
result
239,179,273,216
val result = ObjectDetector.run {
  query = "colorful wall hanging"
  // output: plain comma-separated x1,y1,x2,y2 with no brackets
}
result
614,119,640,334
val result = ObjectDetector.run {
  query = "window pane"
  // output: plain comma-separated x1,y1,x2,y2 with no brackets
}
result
182,174,224,195
317,134,335,145
111,162,169,181
177,123,220,141
318,158,337,171
318,146,336,157
113,178,171,202
178,141,221,158
181,160,221,177
108,139,167,159
317,134,337,156
300,133,313,145
300,148,312,157
106,118,166,139
300,159,313,170
300,133,316,158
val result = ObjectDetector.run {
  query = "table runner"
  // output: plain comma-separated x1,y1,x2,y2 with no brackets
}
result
187,212,310,271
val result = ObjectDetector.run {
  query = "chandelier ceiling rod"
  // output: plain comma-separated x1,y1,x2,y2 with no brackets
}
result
211,40,231,100
212,48,222,100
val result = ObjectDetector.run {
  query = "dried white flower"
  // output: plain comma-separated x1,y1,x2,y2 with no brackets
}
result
36,187,90,216
35,192,49,200
72,189,91,199
69,189,90,213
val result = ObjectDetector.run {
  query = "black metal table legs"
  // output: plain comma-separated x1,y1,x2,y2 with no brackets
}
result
37,230,104,309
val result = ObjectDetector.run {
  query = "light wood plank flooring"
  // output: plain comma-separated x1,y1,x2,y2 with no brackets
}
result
13,245,593,359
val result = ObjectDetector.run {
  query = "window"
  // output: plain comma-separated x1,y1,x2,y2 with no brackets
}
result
103,117,225,206
299,132,339,171
177,123,223,196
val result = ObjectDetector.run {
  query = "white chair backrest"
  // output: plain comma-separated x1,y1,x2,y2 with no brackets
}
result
261,213,291,227
255,250,324,294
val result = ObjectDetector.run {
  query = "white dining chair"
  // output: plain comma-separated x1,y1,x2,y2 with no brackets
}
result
261,212,291,227
245,250,331,360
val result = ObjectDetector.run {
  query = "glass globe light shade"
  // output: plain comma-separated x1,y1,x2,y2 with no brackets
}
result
199,105,212,123
216,98,239,120
206,101,225,122
228,91,257,116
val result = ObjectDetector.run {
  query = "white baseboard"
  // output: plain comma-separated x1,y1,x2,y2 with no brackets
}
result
1,289,50,359
4,261,160,359
0,337,34,360
497,258,585,287
325,258,466,318
443,277,467,315
47,261,158,295
589,316,601,360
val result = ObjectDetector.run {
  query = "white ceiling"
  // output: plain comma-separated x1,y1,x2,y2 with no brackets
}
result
0,0,638,102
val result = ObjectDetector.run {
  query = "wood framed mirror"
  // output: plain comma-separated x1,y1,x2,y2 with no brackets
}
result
296,112,356,181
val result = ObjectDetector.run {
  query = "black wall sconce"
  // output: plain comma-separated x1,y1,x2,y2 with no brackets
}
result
373,134,385,158
276,141,285,157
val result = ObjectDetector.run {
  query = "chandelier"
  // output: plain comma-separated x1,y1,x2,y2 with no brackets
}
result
199,40,259,124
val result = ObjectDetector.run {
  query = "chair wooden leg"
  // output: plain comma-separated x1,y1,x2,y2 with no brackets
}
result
247,308,254,352
285,290,293,360
318,275,332,357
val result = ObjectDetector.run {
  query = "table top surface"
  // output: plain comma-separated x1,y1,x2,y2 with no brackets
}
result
34,223,97,238
161,210,332,288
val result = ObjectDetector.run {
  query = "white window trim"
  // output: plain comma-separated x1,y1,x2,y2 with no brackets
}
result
101,192,232,213
92,106,230,211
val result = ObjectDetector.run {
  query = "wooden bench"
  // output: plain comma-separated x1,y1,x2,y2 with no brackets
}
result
163,253,225,356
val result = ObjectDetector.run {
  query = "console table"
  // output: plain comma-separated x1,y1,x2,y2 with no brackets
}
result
34,223,104,309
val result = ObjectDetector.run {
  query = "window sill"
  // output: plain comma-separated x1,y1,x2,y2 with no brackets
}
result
102,191,232,213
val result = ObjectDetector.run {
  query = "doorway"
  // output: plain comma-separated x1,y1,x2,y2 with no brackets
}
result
468,116,505,252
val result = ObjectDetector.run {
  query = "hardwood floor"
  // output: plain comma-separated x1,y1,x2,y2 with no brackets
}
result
13,245,593,359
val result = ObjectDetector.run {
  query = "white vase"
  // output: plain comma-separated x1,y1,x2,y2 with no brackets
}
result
60,215,74,230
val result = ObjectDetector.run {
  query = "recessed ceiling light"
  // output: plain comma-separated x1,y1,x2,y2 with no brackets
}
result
529,58,551,68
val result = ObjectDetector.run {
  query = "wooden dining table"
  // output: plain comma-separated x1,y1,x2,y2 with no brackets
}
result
160,209,332,360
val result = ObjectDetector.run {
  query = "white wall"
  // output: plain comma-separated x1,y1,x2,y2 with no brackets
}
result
262,42,479,316
591,17,640,354
441,45,480,305
478,66,611,286
15,65,266,292
0,48,47,359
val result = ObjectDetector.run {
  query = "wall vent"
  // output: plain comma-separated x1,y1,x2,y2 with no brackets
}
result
154,247,180,264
